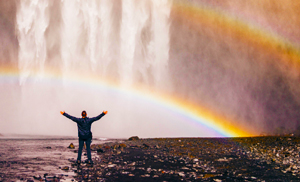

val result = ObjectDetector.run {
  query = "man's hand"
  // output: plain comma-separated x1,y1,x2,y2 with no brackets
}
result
60,111,65,115
103,111,108,115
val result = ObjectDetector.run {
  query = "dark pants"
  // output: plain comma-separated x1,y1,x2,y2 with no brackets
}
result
77,137,92,161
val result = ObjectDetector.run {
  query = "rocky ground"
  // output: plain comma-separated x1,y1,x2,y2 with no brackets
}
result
59,136,300,181
2,136,300,181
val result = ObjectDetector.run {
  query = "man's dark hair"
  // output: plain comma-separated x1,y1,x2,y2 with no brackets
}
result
82,110,87,117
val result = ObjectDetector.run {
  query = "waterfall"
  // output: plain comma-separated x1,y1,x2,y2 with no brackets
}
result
151,0,172,88
17,0,172,90
17,0,49,84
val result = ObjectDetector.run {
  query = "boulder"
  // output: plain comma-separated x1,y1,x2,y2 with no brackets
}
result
68,143,75,149
128,136,139,141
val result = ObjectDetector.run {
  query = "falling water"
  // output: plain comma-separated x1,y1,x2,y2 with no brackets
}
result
17,0,172,90
17,0,49,84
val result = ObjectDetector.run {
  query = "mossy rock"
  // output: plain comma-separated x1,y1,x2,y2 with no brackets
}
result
91,144,101,150
119,143,127,148
68,143,75,149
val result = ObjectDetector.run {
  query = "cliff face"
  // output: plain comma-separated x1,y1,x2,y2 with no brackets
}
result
0,0,18,65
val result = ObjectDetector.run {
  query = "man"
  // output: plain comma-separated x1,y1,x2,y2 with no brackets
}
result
60,110,108,164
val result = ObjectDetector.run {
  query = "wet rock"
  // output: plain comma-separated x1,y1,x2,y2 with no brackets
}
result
143,143,150,149
181,167,189,170
214,179,222,182
178,172,185,177
216,157,230,162
108,164,116,168
97,148,104,153
128,136,139,141
33,175,42,180
45,176,58,181
61,166,69,170
68,143,75,149
129,162,136,166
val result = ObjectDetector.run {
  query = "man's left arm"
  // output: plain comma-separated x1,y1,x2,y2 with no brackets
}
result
90,111,107,123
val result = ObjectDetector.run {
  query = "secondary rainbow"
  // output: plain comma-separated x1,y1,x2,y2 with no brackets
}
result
172,1,300,69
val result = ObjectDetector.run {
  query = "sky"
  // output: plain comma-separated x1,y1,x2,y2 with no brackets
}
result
0,0,300,138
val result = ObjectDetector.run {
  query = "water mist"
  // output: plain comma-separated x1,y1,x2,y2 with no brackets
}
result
11,0,199,138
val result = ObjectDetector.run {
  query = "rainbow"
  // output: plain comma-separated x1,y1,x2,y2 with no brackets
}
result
0,65,254,137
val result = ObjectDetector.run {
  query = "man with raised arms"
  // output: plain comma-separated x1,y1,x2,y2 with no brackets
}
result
60,110,108,164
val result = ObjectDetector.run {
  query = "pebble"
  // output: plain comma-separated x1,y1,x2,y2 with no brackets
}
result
61,166,69,170
178,172,185,177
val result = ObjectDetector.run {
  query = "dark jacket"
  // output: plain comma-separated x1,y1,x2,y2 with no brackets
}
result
63,112,105,139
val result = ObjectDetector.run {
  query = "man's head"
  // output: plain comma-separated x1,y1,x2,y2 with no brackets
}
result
81,110,87,118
